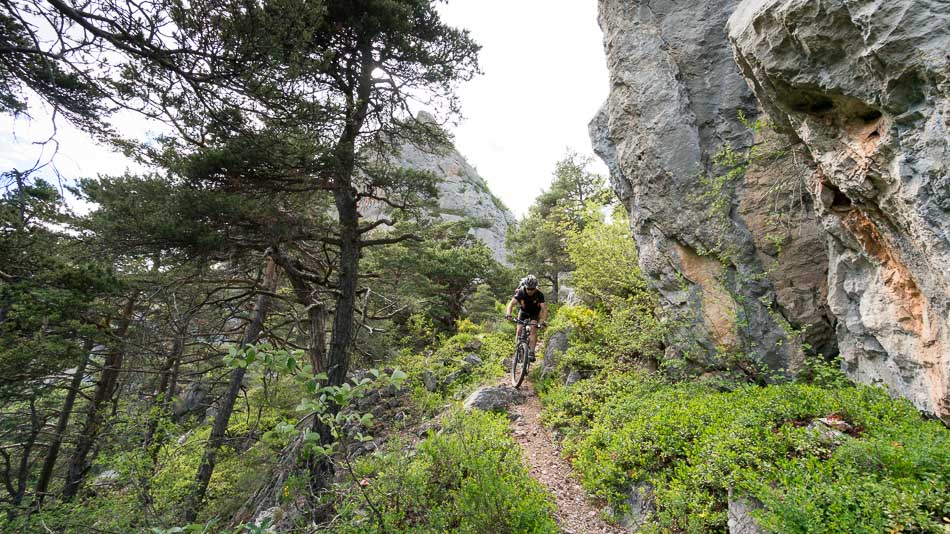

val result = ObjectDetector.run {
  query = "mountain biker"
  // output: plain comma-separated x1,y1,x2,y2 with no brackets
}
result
504,275,548,362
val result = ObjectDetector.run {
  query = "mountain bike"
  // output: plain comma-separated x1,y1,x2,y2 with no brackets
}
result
509,318,544,388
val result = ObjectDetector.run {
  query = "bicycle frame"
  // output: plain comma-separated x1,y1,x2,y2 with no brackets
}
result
509,317,542,388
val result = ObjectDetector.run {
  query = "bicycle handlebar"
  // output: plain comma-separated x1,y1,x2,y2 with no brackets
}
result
507,317,546,328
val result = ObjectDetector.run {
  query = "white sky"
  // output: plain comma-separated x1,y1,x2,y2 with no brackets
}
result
1,1,609,219
436,1,610,217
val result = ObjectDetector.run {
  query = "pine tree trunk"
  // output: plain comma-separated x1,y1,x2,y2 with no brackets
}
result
278,253,327,374
183,254,278,522
273,250,334,496
305,296,331,495
326,187,360,388
12,399,42,509
144,322,188,456
324,44,370,389
309,303,327,372
62,297,136,501
33,340,93,508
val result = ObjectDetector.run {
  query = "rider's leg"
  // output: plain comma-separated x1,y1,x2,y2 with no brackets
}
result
515,323,523,347
528,321,538,359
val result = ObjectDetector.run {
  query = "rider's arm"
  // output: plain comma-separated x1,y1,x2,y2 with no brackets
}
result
505,297,519,317
539,302,548,325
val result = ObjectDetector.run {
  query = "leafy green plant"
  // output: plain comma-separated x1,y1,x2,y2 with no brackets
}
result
540,366,950,533
333,409,559,533
796,354,851,388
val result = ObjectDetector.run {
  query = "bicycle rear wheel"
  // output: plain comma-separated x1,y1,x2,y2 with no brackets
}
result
511,342,528,388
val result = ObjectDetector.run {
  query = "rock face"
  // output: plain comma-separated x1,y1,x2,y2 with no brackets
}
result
542,327,571,377
617,481,656,532
729,0,950,422
590,0,836,370
728,489,765,534
371,115,516,264
462,386,525,413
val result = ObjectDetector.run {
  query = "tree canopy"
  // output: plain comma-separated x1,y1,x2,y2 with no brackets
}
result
506,152,612,301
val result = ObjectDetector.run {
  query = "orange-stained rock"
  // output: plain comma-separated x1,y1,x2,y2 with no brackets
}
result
730,0,950,421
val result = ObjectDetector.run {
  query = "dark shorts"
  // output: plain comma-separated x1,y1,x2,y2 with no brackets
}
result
518,310,540,322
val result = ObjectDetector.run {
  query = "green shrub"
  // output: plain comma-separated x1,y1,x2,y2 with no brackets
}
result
795,354,851,388
541,368,950,533
552,304,598,337
396,331,514,415
565,208,645,303
333,409,558,533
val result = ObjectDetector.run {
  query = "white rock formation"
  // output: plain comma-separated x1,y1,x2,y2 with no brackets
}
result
589,0,836,372
365,114,515,264
729,0,950,421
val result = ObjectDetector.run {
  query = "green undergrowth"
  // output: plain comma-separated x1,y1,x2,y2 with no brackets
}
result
332,408,558,533
324,325,559,532
395,325,516,414
7,324,555,533
4,374,303,532
539,366,950,533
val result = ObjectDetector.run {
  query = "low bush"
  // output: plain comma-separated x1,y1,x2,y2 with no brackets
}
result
332,409,559,533
396,330,515,415
542,368,950,533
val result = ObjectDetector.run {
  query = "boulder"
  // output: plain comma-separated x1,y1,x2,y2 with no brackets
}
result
422,370,438,392
542,327,571,377
171,382,208,419
442,368,468,388
462,386,525,413
564,369,583,386
414,420,442,437
805,416,853,447
617,481,655,532
92,469,120,488
251,507,281,533
728,489,765,534
462,353,483,367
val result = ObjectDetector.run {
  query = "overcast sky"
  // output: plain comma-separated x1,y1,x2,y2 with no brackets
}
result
437,1,610,217
1,1,609,219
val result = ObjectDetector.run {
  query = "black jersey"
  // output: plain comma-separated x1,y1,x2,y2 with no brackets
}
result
513,287,545,315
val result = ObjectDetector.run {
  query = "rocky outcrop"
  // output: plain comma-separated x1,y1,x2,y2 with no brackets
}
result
542,327,571,377
590,0,835,371
728,489,765,534
729,0,950,422
616,481,656,532
369,114,516,264
462,386,525,413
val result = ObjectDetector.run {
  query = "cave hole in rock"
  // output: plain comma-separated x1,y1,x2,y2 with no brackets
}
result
830,185,852,210
820,179,854,211
792,96,836,115
808,100,835,114
860,110,883,123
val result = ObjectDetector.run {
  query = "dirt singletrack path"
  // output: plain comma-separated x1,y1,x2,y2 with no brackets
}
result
509,379,627,534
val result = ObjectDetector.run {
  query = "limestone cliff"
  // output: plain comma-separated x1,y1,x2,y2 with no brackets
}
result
590,0,836,372
729,0,950,421
591,0,949,422
363,118,515,264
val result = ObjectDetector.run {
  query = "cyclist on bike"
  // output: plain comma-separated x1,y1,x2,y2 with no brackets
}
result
505,275,548,362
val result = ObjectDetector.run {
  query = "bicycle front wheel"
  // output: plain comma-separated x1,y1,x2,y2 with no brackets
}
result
511,342,528,388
